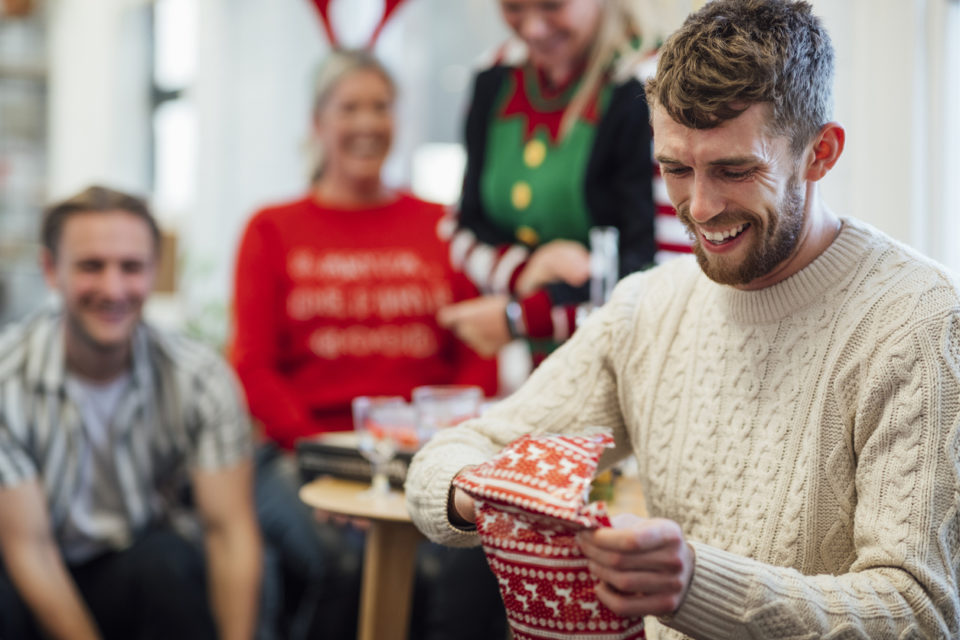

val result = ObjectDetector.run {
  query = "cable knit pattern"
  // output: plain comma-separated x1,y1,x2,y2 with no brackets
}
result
406,217,960,638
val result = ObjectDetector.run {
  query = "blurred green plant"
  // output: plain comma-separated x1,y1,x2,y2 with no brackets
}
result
178,251,230,353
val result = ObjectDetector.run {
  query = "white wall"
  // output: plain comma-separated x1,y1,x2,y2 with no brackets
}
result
47,0,151,200
184,0,326,322
812,0,959,271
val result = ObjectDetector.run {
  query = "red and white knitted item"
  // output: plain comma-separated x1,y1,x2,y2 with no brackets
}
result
454,433,645,640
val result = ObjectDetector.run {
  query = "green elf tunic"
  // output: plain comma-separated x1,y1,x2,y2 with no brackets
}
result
451,56,657,347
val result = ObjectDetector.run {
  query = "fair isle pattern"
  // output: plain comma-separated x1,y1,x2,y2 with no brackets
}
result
455,433,644,639
453,433,612,523
407,218,960,639
0,310,252,551
479,502,644,640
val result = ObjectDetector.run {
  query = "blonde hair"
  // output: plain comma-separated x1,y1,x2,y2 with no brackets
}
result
559,0,659,139
308,49,395,184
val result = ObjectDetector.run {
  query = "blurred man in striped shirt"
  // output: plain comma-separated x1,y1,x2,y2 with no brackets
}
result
0,186,261,640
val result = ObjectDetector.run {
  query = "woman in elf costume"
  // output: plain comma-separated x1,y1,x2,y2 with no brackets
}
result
439,0,669,359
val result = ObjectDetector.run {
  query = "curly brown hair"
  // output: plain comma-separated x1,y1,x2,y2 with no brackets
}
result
645,0,834,154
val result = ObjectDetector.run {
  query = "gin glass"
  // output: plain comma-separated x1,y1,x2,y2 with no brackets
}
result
352,396,416,495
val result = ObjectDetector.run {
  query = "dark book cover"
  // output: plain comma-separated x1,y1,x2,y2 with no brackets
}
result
295,432,415,488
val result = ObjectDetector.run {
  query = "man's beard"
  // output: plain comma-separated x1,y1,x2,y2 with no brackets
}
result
677,175,806,286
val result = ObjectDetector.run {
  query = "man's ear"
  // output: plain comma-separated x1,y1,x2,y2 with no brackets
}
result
804,122,845,182
40,247,59,290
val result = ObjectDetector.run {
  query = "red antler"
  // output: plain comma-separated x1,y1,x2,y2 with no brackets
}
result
368,0,409,47
309,0,339,48
309,0,411,49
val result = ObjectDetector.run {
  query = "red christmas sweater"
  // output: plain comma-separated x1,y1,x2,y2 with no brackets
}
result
230,192,497,449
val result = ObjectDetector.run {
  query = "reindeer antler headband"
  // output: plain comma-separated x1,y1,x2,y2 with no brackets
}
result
309,0,411,49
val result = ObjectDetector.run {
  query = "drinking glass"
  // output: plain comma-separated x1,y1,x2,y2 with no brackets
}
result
413,385,483,445
577,226,620,328
589,226,620,307
352,396,417,495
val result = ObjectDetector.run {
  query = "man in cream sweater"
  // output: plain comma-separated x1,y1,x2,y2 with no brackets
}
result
405,1,960,638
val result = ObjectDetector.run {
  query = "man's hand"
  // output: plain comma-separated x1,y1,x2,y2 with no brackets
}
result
0,482,102,640
448,486,477,528
577,514,695,618
515,240,591,297
437,295,512,356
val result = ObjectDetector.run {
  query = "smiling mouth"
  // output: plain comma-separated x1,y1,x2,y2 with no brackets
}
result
347,136,387,158
91,305,132,323
529,37,566,56
702,223,750,246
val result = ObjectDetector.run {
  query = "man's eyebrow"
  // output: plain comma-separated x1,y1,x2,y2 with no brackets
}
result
656,155,683,165
708,155,760,166
655,154,762,166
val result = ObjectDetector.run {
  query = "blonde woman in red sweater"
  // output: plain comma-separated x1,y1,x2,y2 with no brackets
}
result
233,51,496,449
230,50,505,639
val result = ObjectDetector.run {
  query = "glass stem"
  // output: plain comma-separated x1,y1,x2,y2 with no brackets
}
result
370,463,390,493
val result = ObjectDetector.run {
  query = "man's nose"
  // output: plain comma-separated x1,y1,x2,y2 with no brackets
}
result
98,266,125,298
688,178,724,223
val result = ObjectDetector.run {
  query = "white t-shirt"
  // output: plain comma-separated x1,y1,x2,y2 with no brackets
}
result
61,372,137,563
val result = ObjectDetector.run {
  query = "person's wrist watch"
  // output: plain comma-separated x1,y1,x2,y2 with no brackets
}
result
504,298,526,339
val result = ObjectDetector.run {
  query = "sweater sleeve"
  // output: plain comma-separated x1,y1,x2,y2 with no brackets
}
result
664,310,960,639
230,213,314,450
405,275,641,546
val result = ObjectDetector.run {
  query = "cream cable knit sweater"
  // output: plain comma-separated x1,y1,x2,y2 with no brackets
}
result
406,218,960,639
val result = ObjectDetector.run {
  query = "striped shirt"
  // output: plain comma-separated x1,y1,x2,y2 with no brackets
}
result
0,310,253,559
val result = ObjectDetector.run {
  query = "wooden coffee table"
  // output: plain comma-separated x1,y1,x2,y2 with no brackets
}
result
299,477,422,640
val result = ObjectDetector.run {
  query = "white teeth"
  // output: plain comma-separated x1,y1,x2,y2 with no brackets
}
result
703,223,746,243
